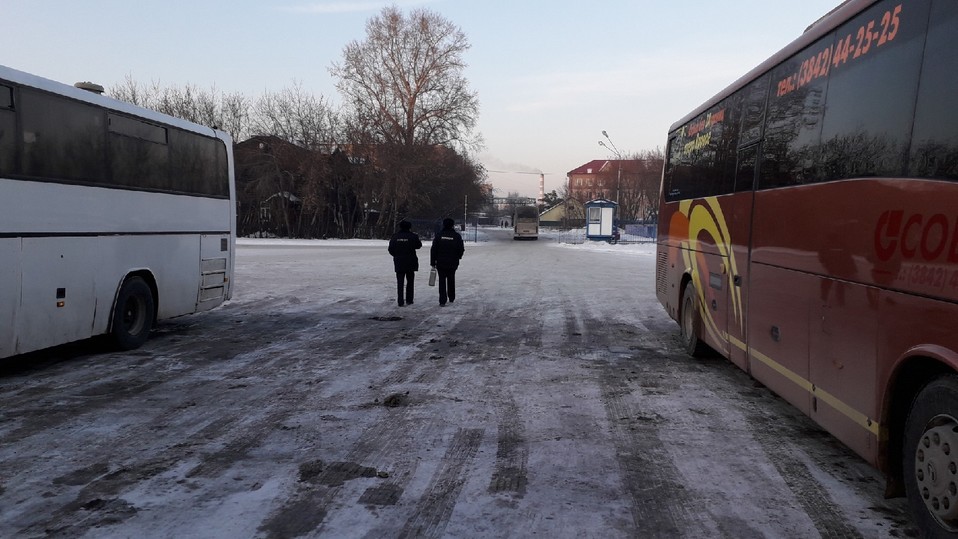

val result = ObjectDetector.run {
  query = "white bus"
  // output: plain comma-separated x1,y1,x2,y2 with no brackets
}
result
513,205,539,240
0,65,235,358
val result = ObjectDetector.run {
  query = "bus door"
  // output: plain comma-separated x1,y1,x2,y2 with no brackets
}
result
723,143,759,371
685,201,732,359
694,243,731,359
728,74,768,372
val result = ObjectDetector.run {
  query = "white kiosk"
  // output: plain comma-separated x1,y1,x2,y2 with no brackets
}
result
585,198,618,241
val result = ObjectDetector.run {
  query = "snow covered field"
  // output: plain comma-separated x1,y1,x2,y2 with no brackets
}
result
0,227,915,538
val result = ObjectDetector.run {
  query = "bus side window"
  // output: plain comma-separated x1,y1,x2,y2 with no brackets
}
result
736,144,759,192
822,0,929,182
0,84,14,175
170,130,229,198
909,0,958,180
109,113,170,191
664,134,691,201
739,76,768,148
761,45,829,189
714,95,742,196
19,89,106,184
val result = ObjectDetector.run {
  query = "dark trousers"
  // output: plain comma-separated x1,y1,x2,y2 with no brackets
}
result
396,271,415,305
437,268,456,305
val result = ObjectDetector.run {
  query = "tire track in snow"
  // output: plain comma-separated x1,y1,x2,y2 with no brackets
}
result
617,308,868,536
397,428,484,539
596,357,714,537
740,401,865,538
256,308,477,537
257,412,446,538
559,294,711,537
487,396,528,497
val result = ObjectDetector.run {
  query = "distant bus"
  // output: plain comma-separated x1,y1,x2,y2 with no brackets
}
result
0,64,235,358
655,0,958,534
513,205,539,240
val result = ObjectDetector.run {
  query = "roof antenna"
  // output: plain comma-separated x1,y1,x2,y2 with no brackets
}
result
74,82,104,95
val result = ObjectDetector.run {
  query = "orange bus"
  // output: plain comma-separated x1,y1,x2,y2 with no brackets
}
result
656,0,958,534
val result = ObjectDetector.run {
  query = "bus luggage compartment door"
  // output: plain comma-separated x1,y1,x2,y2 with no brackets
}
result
0,238,20,357
747,263,813,415
19,238,97,354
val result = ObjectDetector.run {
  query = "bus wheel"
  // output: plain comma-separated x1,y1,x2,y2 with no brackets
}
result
904,375,958,537
111,276,155,351
680,284,709,358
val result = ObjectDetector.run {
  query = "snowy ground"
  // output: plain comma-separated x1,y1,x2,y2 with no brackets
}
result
0,227,916,538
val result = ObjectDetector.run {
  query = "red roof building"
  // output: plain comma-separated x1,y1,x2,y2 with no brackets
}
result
567,159,661,221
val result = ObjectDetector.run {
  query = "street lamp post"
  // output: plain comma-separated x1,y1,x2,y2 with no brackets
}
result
598,131,622,204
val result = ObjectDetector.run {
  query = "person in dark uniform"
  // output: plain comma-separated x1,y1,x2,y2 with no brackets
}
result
388,220,422,307
430,217,465,306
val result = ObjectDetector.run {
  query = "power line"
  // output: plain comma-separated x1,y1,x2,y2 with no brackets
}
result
486,170,556,175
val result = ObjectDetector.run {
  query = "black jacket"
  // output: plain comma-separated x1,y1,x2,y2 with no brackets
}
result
430,227,465,270
388,230,422,272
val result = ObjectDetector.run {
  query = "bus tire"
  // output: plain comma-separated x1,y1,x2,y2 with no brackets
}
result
904,375,958,538
680,283,709,358
111,276,155,351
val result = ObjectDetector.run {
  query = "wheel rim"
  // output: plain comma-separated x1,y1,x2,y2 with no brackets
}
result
122,296,146,335
915,415,958,530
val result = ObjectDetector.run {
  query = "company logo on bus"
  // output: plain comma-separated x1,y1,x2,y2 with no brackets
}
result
875,210,958,263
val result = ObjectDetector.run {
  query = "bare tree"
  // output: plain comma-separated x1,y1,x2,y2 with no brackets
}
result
109,75,251,142
329,6,480,150
251,82,337,149
616,149,664,222
635,148,664,221
219,92,251,144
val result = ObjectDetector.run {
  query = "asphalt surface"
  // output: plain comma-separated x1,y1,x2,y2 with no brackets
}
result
0,228,918,538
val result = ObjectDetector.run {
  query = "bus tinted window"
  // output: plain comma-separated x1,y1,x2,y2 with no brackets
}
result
110,130,171,191
713,96,741,195
665,98,740,201
822,1,928,181
20,89,106,183
761,40,830,189
0,84,11,109
108,113,170,190
109,114,167,144
215,141,229,194
516,206,537,219
910,0,958,180
0,108,13,175
0,85,13,174
739,76,769,148
735,144,758,192
170,129,228,197
664,136,689,201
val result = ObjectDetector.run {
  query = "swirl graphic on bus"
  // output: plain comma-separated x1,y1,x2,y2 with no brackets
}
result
669,197,743,347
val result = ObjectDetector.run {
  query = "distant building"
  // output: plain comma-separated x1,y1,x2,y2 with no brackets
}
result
234,136,312,237
566,159,625,202
566,159,657,221
539,199,584,228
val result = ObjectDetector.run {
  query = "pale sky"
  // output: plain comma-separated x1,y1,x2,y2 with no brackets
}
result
5,0,840,198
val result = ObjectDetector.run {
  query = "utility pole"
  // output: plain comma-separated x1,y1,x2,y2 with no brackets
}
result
599,131,623,226
463,194,468,231
599,130,623,203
